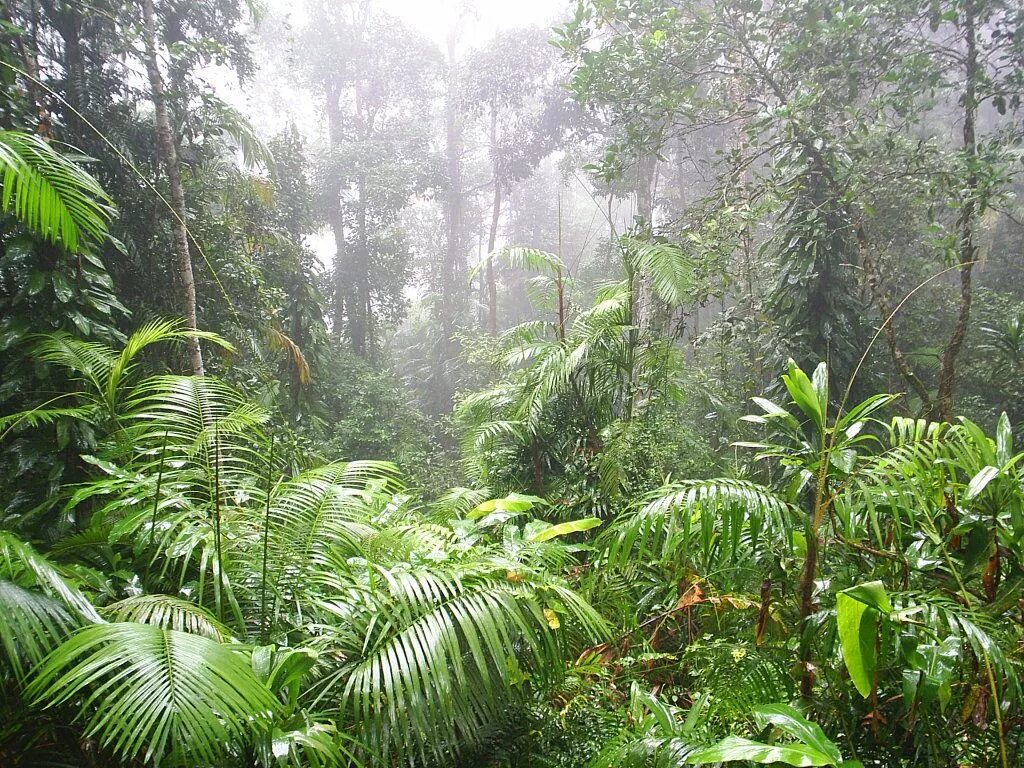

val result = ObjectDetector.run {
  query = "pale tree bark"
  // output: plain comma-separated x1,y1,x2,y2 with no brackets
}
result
634,153,661,334
441,31,465,375
140,0,204,375
485,106,501,335
325,75,348,343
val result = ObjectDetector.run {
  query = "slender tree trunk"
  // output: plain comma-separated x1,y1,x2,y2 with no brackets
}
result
936,0,978,423
486,185,501,335
55,6,85,137
325,79,347,343
485,108,501,335
331,212,347,341
556,190,566,341
351,171,369,356
634,154,659,334
140,0,204,375
798,511,819,698
798,457,830,699
439,32,464,398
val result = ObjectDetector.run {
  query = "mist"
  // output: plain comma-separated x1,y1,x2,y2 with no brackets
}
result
1,1,1023,766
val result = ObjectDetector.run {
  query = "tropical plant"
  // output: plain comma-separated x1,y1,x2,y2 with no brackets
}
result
586,359,1023,767
0,327,609,767
0,131,114,252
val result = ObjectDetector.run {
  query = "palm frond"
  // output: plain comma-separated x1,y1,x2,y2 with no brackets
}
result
28,623,278,766
103,595,232,642
0,581,77,681
0,131,114,252
0,532,100,622
601,478,792,568
622,236,696,307
320,567,604,765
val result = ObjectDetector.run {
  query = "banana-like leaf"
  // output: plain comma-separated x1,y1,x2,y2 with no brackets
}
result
687,736,834,766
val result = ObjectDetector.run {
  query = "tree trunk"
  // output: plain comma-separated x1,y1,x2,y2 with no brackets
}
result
936,0,978,423
325,77,347,343
556,190,566,341
140,0,204,375
54,5,85,137
351,171,369,356
439,31,464,399
634,153,659,334
331,212,346,341
485,108,501,335
486,185,501,335
798,508,819,698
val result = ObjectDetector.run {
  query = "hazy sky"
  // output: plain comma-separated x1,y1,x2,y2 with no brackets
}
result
375,0,564,47
269,0,564,48
243,0,567,136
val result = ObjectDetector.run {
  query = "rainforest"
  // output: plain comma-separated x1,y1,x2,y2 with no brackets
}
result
0,1,1023,766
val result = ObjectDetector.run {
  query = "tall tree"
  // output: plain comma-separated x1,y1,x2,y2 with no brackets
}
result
559,0,1023,405
304,0,439,357
463,26,566,334
140,0,204,375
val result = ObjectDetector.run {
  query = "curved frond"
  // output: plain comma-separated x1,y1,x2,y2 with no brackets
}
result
0,581,77,681
0,130,114,251
321,567,603,765
0,532,100,622
103,595,232,642
28,623,278,766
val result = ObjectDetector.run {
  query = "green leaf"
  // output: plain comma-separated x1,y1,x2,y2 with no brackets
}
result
468,493,545,519
995,412,1013,466
28,623,278,766
688,735,835,766
0,130,114,252
51,271,73,303
528,517,602,542
836,592,878,698
841,581,892,614
782,359,823,432
965,466,999,501
751,704,842,764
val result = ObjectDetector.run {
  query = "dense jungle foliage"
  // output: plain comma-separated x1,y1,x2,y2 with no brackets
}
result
0,0,1023,767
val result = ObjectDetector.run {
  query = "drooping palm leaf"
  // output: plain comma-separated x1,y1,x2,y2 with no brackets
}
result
0,532,100,622
28,623,278,766
316,560,607,765
0,130,113,252
0,581,77,681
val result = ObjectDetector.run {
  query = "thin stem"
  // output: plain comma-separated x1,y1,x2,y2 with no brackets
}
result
260,433,275,644
212,426,224,623
146,430,169,576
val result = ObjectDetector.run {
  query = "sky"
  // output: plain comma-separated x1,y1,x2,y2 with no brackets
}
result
240,0,567,138
375,0,564,48
266,0,564,50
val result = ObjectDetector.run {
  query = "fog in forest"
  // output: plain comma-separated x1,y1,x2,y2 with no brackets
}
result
1,1,1023,767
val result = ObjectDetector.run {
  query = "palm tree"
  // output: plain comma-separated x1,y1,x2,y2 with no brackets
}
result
1,327,608,767
459,241,691,511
